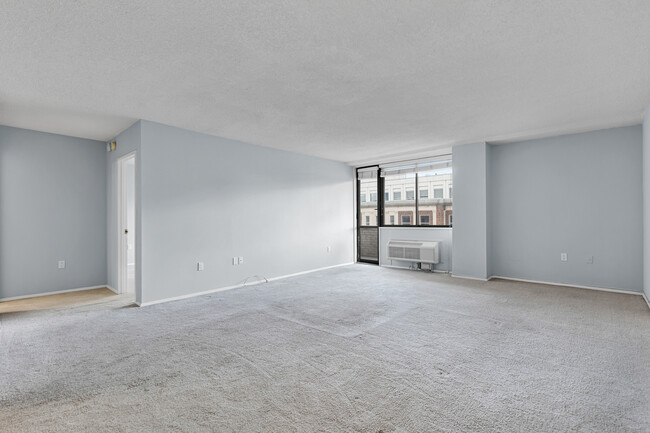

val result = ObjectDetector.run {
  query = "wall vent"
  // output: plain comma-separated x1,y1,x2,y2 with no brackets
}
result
387,240,439,264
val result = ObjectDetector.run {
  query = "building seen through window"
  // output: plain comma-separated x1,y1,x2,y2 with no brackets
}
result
359,160,452,227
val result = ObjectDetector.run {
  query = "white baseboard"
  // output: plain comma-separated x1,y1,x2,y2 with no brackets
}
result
642,294,650,310
106,285,119,294
382,264,450,273
138,262,354,307
0,285,108,303
489,275,644,297
451,274,490,282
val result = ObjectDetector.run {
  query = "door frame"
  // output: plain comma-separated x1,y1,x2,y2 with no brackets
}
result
356,165,381,264
117,151,136,295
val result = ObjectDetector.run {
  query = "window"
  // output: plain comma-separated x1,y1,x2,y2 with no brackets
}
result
381,158,452,227
358,177,378,228
406,189,414,200
449,187,452,198
384,173,415,225
385,192,389,201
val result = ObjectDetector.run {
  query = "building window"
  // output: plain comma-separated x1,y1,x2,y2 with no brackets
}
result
420,215,430,225
420,189,428,199
360,194,366,203
390,215,395,225
401,215,411,225
385,192,389,201
370,193,377,202
449,187,452,198
433,188,443,199
365,216,369,226
406,189,414,200
393,191,401,201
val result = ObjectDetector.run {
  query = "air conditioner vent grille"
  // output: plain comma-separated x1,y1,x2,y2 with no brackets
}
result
386,240,439,264
404,248,420,260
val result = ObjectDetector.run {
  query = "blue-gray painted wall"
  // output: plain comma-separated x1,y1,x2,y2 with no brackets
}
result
137,121,354,304
643,105,650,300
0,126,107,299
452,142,489,279
489,125,643,292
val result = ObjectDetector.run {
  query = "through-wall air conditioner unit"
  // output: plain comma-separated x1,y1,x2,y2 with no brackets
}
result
387,240,439,264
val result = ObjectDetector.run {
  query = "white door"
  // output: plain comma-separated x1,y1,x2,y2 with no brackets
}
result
118,153,136,294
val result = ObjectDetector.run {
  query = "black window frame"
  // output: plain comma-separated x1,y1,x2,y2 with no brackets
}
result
356,165,382,264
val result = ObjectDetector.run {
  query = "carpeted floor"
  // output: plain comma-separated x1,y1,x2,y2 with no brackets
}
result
1,264,648,432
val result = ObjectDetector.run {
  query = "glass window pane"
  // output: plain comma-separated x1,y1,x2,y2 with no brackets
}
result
417,167,452,225
359,178,378,227
406,189,414,200
384,173,415,226
420,189,428,199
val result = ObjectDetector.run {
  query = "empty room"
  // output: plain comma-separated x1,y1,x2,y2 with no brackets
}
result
1,2,649,432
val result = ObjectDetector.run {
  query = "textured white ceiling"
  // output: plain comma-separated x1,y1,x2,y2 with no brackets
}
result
1,1,649,165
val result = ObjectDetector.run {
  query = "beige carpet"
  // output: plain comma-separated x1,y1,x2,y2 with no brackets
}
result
1,265,648,432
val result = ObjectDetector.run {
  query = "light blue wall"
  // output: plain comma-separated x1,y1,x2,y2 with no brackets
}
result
138,121,354,304
452,142,489,279
106,121,142,302
489,126,643,292
379,227,452,272
643,105,650,300
0,126,107,299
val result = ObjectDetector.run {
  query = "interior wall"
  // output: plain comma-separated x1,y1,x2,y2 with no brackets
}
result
0,125,107,299
451,142,489,279
138,121,354,304
379,227,452,272
106,121,141,302
642,105,650,300
489,125,643,292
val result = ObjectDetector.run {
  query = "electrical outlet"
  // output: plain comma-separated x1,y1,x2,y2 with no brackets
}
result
239,256,244,265
560,253,568,262
58,260,66,269
197,262,204,271
232,257,238,265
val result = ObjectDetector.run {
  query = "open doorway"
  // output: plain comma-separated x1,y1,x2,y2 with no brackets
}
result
118,152,136,295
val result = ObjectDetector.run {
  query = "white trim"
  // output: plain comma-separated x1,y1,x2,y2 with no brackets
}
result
451,274,490,282
0,285,108,303
106,285,119,294
117,151,136,295
489,275,644,297
643,294,650,310
381,264,449,273
137,262,354,307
